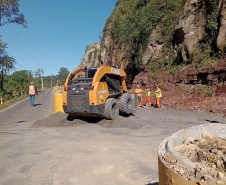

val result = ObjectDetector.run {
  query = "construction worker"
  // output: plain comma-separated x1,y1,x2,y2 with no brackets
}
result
135,84,143,107
28,82,38,106
145,86,151,107
155,84,162,108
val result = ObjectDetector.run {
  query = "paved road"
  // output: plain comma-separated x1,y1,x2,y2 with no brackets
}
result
0,91,224,185
0,88,54,125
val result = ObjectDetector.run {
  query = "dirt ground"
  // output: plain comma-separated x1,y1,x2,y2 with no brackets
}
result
0,106,224,185
129,84,226,115
161,85,226,115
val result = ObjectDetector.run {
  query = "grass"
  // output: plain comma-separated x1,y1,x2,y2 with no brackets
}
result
182,85,217,97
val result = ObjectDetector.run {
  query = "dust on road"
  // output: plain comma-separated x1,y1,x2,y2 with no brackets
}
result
0,107,224,185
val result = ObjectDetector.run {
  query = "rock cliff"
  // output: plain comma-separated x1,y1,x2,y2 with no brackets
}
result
99,0,226,85
80,43,100,68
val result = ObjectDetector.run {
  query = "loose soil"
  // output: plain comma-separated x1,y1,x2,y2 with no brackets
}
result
129,84,226,115
132,59,226,115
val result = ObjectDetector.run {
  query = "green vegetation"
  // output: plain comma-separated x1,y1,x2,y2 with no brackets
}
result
0,70,58,99
85,44,100,67
0,0,27,27
182,84,217,97
0,40,15,72
3,70,32,99
104,0,186,67
194,0,222,66
58,67,69,83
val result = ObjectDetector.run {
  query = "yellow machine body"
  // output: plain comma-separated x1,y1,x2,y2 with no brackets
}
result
62,65,132,119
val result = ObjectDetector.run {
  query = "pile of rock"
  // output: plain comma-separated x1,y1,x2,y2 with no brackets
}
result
161,131,226,185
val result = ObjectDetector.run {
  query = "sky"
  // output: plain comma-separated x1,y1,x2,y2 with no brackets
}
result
0,0,117,76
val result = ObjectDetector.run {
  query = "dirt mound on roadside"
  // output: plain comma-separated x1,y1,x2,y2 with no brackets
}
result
33,112,87,127
33,112,142,129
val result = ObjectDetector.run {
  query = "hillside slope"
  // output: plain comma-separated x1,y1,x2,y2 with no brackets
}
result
81,0,226,114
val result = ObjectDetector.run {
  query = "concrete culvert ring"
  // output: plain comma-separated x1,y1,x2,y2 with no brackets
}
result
119,93,133,114
158,123,226,185
103,98,119,120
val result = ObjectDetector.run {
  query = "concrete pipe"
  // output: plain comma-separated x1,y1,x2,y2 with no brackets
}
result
158,123,226,185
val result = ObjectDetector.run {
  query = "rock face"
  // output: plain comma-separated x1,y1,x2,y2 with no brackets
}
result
217,0,226,50
99,0,226,78
81,0,226,74
80,43,101,68
174,0,206,61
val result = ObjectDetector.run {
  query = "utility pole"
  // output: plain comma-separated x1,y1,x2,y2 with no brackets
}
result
51,74,52,88
41,72,44,89
40,62,44,89
0,63,3,92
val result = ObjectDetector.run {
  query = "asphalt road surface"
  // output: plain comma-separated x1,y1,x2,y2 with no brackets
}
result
0,88,54,125
0,90,224,185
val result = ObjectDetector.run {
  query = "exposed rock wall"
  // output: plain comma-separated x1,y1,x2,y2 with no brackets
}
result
174,0,206,61
100,0,226,70
217,0,226,50
79,43,101,68
81,0,226,90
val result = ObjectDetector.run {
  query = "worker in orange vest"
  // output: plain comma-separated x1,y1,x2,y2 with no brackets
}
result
135,84,143,107
28,82,38,106
155,84,162,108
145,86,151,107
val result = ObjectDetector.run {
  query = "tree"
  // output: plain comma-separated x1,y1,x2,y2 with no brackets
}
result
0,40,15,91
0,0,27,91
0,40,15,70
58,67,69,84
0,0,27,27
3,70,31,97
34,68,43,78
34,68,44,89
43,75,57,88
11,70,30,91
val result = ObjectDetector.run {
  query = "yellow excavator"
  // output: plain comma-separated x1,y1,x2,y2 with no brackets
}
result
62,65,135,119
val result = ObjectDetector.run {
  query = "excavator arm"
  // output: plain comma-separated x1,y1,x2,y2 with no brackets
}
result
91,66,127,92
88,66,128,106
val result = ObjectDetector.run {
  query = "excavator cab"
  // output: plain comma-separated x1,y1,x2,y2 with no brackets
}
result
87,67,98,78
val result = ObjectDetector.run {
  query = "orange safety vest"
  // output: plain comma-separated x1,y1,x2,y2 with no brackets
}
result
29,85,36,95
135,88,142,97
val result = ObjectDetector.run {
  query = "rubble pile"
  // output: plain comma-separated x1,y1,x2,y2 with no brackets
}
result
161,131,226,185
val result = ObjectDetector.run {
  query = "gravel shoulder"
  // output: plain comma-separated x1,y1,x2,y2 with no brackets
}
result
0,107,224,185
